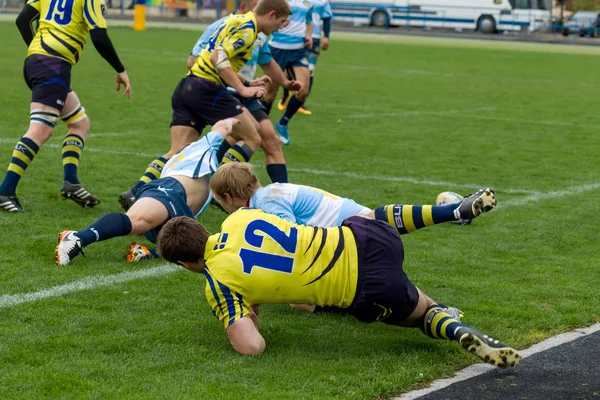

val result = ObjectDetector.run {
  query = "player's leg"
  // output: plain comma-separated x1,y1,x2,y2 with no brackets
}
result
278,67,294,111
296,40,320,116
371,188,497,235
276,63,310,145
119,78,204,211
56,196,169,266
220,107,261,164
249,102,287,183
58,91,101,208
0,55,68,212
263,79,280,116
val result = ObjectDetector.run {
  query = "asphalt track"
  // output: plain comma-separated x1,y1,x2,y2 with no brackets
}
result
398,325,600,400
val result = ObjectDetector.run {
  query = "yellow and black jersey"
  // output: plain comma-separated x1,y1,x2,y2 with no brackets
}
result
26,0,107,64
189,11,257,86
203,209,359,329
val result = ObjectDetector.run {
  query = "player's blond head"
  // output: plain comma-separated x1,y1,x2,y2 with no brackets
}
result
254,0,292,17
210,162,260,201
157,216,210,264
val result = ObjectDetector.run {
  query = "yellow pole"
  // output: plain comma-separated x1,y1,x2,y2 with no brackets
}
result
133,0,146,31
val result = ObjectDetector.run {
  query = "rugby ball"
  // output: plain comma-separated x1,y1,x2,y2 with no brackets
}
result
436,191,471,225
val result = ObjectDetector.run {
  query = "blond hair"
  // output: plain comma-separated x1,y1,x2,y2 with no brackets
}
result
210,163,260,201
254,0,292,17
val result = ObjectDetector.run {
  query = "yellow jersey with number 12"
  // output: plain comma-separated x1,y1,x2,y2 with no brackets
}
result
26,0,107,65
189,11,258,86
204,208,359,329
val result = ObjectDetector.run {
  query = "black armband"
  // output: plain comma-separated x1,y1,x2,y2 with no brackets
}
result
15,5,40,46
244,79,251,87
322,17,331,38
90,28,125,73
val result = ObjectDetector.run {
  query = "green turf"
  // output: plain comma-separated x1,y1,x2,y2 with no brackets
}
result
1,21,599,399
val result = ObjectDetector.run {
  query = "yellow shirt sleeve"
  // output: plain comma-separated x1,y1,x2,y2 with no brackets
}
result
205,268,250,329
220,27,254,59
26,0,41,12
83,0,108,30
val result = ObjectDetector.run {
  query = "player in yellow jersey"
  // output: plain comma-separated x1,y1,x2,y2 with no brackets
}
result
157,210,522,368
0,0,130,212
116,0,292,211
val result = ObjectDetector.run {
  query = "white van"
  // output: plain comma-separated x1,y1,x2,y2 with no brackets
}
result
330,0,552,33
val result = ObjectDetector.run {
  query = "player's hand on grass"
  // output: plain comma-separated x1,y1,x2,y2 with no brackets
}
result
304,37,313,49
116,71,131,99
250,75,271,87
321,37,329,51
284,79,303,92
239,86,266,99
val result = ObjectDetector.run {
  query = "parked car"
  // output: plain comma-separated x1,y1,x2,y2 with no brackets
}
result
562,11,600,37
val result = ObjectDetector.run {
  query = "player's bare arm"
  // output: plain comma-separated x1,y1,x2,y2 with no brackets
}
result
210,48,266,98
260,60,303,92
226,316,266,355
304,23,313,49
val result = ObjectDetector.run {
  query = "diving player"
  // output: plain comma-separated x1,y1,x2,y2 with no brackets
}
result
0,0,131,212
156,210,522,368
264,0,315,145
209,162,496,232
118,0,293,211
55,118,238,266
278,0,331,115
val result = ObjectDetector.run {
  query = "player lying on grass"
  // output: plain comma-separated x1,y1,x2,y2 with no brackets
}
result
156,211,521,368
129,162,496,263
55,118,239,266
117,0,294,211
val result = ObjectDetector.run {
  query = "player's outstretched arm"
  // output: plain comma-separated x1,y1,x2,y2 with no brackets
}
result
90,29,131,99
226,316,266,355
212,118,240,138
210,47,265,99
15,4,39,45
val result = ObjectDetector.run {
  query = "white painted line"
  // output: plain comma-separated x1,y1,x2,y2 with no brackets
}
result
349,106,497,119
395,322,600,400
286,166,536,195
502,182,600,207
0,264,180,308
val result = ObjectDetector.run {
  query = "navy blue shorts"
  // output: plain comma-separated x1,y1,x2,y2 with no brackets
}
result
343,216,420,325
170,76,244,132
241,98,269,122
136,177,195,243
308,38,321,58
269,46,309,71
23,54,72,110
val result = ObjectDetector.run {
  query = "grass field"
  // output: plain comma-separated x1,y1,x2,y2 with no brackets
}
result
1,20,599,399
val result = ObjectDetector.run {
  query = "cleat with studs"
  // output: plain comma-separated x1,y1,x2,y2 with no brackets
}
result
0,194,25,213
118,189,136,212
60,181,100,208
455,188,497,222
55,230,84,266
457,326,521,368
127,243,153,263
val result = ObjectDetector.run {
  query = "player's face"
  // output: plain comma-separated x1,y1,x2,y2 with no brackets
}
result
264,15,290,34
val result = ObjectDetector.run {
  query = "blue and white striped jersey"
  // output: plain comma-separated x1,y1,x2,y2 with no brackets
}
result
269,0,315,50
238,32,272,81
249,183,371,227
161,131,223,180
311,0,332,39
190,16,229,56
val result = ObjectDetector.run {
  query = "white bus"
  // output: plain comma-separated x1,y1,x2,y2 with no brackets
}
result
330,0,552,33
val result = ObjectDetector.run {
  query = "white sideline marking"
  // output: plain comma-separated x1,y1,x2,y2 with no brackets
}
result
349,106,496,119
0,264,180,309
0,138,534,194
395,322,600,400
502,182,600,207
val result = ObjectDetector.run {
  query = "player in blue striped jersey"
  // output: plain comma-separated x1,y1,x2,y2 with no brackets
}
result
265,0,315,145
210,163,497,233
278,0,331,115
55,118,240,266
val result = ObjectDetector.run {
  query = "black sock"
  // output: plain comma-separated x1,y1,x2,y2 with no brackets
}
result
280,96,303,126
266,164,288,183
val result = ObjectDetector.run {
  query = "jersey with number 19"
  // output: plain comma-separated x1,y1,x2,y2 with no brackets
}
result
204,208,359,329
26,0,108,65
